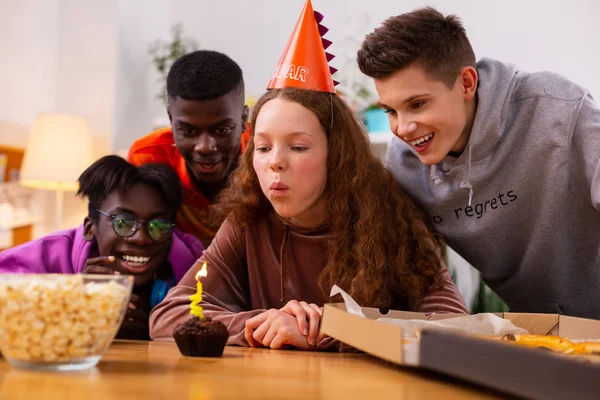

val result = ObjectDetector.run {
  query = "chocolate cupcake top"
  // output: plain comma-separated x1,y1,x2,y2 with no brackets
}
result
174,317,229,337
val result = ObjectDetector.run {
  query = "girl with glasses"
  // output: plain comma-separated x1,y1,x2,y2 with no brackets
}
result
0,155,204,340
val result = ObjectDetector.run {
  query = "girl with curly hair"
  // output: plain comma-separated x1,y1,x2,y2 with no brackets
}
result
149,87,467,350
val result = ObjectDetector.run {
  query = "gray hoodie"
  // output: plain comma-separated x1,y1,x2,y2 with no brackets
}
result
385,58,600,318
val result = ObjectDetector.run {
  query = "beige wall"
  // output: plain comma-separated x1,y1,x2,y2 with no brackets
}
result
0,0,117,237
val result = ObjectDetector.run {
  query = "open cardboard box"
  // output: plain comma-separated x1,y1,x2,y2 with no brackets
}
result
321,303,600,400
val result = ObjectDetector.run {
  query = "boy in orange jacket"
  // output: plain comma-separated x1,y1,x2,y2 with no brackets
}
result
129,50,249,247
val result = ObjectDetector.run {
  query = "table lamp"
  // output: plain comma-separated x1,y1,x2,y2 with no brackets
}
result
19,113,94,231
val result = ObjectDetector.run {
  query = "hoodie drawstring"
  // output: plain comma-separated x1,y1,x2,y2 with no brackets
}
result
279,225,289,304
459,143,474,206
429,165,442,186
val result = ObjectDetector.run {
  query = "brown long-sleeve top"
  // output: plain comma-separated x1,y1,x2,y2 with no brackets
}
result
149,211,469,347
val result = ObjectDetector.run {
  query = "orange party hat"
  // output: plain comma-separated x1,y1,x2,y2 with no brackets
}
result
267,0,338,93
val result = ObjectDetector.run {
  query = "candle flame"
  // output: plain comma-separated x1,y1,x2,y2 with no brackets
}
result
195,262,208,280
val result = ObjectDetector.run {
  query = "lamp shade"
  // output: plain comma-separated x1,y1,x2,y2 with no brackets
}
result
20,113,94,191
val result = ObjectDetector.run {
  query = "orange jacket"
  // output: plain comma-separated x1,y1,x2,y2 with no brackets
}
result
128,127,251,245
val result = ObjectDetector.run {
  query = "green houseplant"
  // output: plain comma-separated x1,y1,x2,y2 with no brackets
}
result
336,80,387,133
149,23,199,104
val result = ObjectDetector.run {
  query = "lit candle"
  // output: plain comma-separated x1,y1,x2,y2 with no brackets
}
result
189,262,208,319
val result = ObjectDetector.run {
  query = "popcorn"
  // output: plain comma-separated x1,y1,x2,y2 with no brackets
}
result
0,275,130,363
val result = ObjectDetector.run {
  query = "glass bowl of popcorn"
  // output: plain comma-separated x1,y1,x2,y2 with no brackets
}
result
0,274,133,371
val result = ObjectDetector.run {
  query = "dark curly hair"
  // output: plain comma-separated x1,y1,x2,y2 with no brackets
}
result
215,88,443,307
77,155,183,222
167,50,244,102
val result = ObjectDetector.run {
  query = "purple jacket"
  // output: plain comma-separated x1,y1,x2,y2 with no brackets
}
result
0,224,204,282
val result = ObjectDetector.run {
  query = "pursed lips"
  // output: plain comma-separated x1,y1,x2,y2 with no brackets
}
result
270,182,289,190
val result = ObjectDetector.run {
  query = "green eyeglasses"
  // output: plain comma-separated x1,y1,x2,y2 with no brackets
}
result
96,209,175,242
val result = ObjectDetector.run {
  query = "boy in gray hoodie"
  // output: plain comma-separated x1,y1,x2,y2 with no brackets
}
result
357,7,600,319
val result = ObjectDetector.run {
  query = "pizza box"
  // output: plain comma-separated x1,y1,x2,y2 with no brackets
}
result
321,302,600,400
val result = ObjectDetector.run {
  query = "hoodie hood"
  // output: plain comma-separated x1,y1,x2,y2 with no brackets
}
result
428,58,519,206
269,211,329,302
467,58,519,162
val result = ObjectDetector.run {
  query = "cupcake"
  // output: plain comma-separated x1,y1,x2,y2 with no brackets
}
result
173,317,229,357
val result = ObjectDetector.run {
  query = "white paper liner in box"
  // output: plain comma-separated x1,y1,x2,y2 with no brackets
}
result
378,313,529,338
330,285,529,365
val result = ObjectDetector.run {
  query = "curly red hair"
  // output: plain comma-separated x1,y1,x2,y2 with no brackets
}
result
215,88,442,307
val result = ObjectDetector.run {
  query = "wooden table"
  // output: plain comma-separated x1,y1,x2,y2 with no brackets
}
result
0,341,504,399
